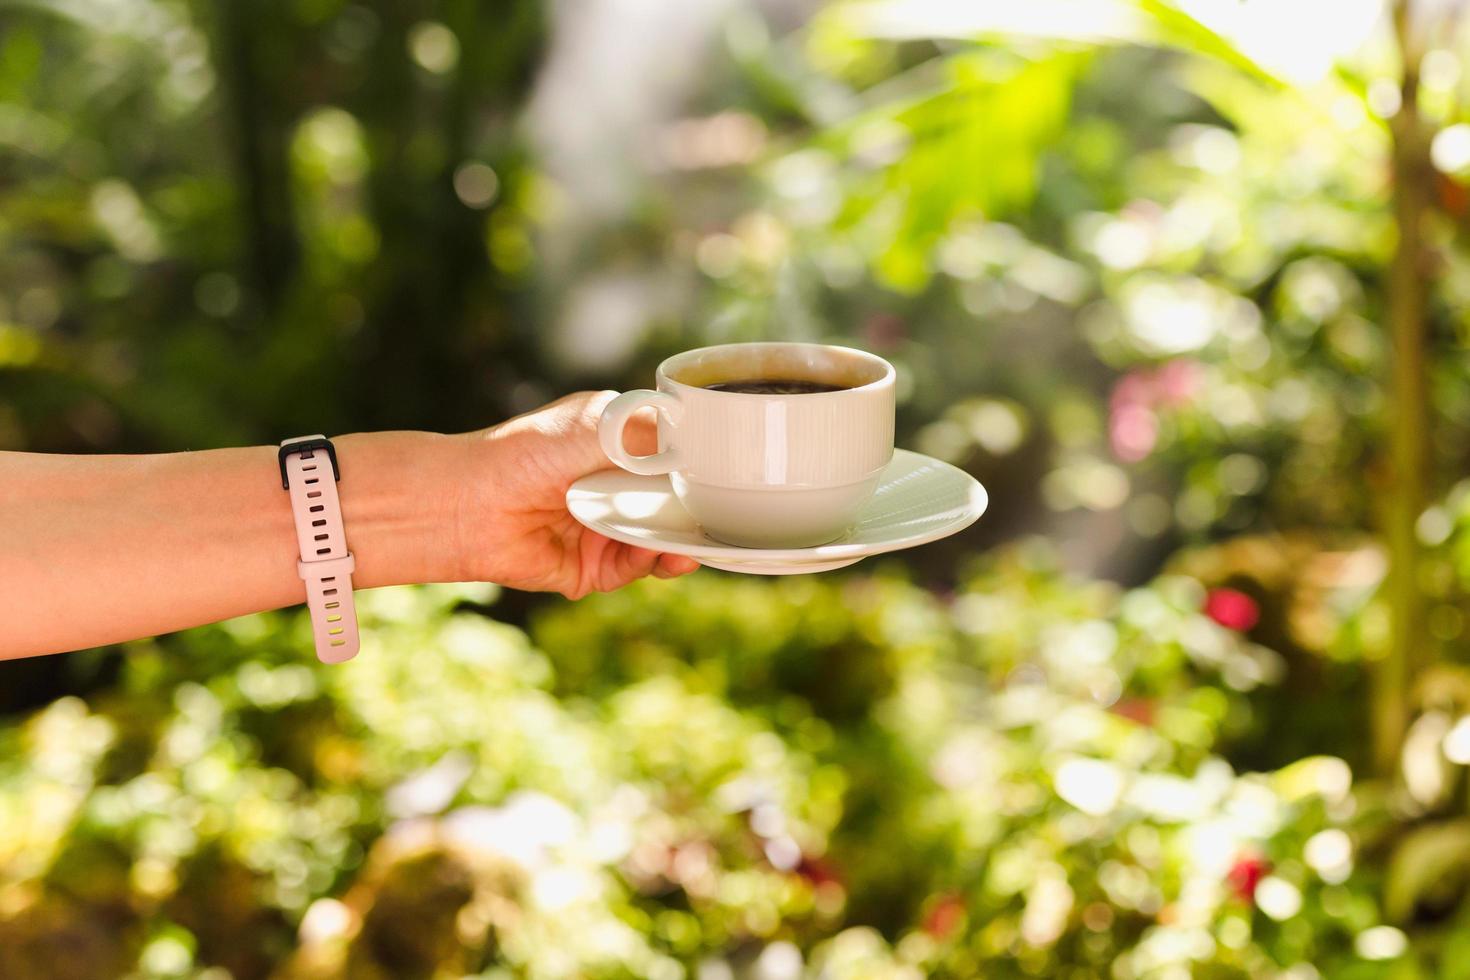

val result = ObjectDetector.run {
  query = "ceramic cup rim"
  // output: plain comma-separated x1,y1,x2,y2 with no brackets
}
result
655,341,895,398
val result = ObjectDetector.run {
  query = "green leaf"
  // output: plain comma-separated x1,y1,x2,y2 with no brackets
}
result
812,50,1085,293
1135,0,1285,89
1384,820,1470,923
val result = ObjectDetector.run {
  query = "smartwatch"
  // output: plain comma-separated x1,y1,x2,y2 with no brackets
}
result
279,435,360,663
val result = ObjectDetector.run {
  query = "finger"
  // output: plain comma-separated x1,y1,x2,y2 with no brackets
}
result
607,543,660,588
653,553,700,578
619,407,660,457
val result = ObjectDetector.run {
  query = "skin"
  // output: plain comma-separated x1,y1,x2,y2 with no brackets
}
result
0,391,698,659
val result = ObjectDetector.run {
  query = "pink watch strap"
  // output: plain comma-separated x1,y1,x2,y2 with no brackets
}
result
280,436,360,663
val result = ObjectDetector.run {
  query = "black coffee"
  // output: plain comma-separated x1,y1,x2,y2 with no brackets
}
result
703,378,850,395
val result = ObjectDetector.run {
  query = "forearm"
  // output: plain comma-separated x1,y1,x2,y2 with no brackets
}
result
0,431,469,659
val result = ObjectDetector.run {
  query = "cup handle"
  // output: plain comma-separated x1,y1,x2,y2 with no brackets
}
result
598,389,683,475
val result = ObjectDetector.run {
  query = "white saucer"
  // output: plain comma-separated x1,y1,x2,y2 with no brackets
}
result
566,449,988,575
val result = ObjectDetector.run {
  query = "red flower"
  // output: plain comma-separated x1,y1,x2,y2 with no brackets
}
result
1204,588,1260,632
1226,851,1271,903
1110,697,1156,727
1438,172,1469,219
861,313,908,351
795,854,843,889
922,891,965,939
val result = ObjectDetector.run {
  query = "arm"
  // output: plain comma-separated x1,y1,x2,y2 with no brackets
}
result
0,391,696,659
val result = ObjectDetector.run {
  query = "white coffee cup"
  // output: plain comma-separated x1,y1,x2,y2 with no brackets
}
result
598,342,896,548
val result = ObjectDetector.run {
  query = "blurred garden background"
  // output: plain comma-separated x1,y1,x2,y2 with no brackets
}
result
7,0,1470,976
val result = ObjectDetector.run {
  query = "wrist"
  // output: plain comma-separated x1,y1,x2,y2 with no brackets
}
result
333,431,468,588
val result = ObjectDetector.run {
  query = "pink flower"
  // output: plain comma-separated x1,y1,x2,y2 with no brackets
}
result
1154,359,1203,406
1107,359,1204,462
1110,403,1158,462
1204,588,1260,632
1110,371,1155,411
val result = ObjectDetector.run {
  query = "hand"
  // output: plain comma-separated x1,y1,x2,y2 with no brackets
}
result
455,391,700,597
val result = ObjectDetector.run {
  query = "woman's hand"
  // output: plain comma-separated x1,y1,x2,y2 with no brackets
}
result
455,391,699,597
0,391,691,658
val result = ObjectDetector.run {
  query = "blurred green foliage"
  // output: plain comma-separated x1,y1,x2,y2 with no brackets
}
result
0,567,1397,978
9,0,1470,975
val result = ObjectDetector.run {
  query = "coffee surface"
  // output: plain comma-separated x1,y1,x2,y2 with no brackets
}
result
703,378,850,395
